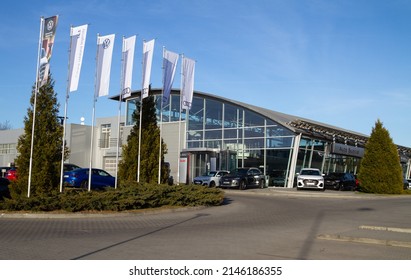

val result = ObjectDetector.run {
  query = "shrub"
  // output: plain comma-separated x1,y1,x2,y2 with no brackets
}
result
0,182,224,212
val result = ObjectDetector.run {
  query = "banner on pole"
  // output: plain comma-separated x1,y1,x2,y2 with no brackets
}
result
162,49,179,106
121,35,136,99
39,15,58,87
141,39,155,99
96,34,115,97
181,56,195,110
68,24,88,92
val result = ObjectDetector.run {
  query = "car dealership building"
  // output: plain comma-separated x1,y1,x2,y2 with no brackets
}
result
1,88,410,187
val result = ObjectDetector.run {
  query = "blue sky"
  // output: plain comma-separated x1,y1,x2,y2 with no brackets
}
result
1,0,410,147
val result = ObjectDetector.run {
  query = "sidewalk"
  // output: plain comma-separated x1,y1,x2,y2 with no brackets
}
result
223,187,400,199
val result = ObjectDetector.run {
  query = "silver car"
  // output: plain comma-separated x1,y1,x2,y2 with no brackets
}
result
193,170,230,187
296,168,325,191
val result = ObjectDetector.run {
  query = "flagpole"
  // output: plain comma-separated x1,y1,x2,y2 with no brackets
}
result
158,46,166,184
137,40,146,183
177,54,184,185
59,25,74,193
28,17,44,198
115,36,126,189
88,34,100,192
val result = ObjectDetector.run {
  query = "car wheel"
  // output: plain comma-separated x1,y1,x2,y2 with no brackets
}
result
239,180,246,190
209,181,216,188
80,180,88,189
339,183,344,191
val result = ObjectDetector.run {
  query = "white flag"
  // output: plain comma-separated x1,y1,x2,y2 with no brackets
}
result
141,39,155,99
162,49,179,106
95,34,115,97
68,24,87,92
121,35,136,99
181,56,195,110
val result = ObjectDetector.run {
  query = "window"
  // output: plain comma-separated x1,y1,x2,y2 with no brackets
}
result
205,99,222,129
0,143,16,154
100,124,111,148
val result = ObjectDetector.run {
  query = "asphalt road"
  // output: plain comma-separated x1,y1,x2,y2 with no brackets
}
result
1,188,411,260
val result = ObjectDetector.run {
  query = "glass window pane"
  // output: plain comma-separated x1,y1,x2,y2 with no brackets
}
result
244,126,264,138
205,140,222,149
205,129,222,140
244,138,264,149
224,103,239,128
189,96,204,130
205,99,222,129
170,95,181,122
245,110,264,126
266,137,293,148
223,128,239,139
187,130,203,140
266,125,294,137
126,98,138,125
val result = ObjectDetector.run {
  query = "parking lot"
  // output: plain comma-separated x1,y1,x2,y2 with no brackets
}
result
1,187,411,260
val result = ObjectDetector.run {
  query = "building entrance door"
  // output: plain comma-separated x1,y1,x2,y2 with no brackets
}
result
180,148,237,184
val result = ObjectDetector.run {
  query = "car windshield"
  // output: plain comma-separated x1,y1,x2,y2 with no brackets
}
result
201,171,217,177
300,169,321,176
232,169,248,176
326,173,344,179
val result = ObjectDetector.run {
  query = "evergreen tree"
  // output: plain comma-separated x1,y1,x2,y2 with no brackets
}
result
118,91,168,184
14,76,65,196
358,119,403,194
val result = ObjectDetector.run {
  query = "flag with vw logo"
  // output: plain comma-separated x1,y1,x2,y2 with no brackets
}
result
162,49,179,107
141,39,155,99
68,24,88,92
39,15,58,87
121,35,136,99
96,34,115,97
181,56,195,110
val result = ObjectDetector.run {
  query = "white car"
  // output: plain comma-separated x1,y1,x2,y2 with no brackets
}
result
193,170,230,187
296,168,325,191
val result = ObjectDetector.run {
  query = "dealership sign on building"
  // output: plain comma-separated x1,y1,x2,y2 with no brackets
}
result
332,143,365,158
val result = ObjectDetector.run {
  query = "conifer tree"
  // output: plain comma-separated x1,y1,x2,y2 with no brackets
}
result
118,91,168,184
358,119,403,194
14,76,65,196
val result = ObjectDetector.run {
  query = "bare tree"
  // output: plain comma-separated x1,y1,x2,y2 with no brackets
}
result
0,120,12,130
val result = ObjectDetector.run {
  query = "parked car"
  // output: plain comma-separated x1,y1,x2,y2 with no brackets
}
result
63,168,115,190
220,167,265,190
0,177,10,200
5,168,17,181
404,178,410,190
296,168,325,191
324,172,356,191
63,163,81,172
0,167,11,178
193,170,230,187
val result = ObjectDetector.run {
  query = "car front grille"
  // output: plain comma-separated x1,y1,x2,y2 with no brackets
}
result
303,179,319,185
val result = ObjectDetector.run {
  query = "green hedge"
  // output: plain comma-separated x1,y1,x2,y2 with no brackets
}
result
0,182,224,212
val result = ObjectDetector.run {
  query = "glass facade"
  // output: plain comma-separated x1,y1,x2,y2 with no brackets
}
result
126,93,296,186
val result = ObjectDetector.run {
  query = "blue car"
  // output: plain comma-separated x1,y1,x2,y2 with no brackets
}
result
63,168,115,190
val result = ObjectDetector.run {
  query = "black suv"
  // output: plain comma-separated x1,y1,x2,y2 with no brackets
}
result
324,172,356,191
220,167,265,190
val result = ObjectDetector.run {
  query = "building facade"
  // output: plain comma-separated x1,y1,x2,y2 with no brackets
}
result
2,89,411,187
117,89,411,187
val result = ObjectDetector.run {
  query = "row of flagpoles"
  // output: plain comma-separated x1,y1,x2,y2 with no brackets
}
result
28,15,195,197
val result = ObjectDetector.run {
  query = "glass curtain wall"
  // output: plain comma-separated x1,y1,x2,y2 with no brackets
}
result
126,93,296,186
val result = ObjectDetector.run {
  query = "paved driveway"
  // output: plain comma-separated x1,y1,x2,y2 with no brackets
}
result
1,188,411,259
